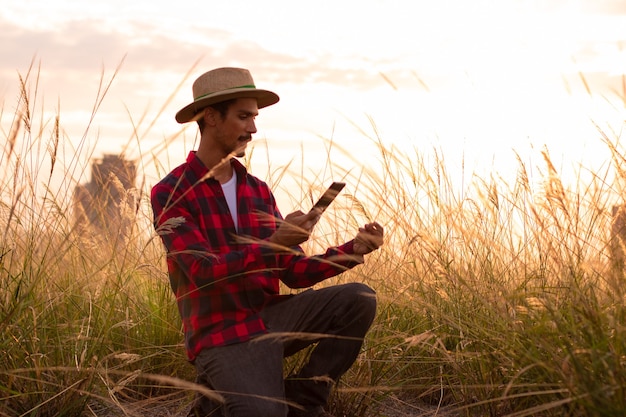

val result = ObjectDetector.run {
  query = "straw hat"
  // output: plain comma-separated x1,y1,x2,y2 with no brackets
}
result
175,67,280,123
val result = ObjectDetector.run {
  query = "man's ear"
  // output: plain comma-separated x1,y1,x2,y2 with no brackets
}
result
203,107,218,127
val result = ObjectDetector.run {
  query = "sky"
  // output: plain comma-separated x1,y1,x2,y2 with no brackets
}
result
2,0,626,203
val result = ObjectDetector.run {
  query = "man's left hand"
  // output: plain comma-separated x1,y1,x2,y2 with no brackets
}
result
353,222,384,255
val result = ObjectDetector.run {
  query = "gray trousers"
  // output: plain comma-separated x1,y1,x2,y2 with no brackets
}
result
189,282,377,417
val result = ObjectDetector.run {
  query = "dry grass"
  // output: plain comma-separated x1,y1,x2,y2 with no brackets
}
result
2,65,626,417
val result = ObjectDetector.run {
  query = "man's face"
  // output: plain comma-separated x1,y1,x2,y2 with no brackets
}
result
213,98,259,158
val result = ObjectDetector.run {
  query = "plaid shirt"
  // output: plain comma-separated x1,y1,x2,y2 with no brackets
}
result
151,152,361,361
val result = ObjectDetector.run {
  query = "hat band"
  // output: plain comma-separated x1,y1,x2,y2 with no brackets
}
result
194,84,256,102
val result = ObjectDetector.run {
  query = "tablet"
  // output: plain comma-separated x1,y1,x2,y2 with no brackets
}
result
309,182,345,214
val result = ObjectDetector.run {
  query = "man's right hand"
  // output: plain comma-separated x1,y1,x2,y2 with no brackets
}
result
269,209,320,249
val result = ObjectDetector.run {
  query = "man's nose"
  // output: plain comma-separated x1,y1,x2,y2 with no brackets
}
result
248,119,257,134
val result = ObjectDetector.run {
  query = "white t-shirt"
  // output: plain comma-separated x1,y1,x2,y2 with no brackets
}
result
221,169,238,232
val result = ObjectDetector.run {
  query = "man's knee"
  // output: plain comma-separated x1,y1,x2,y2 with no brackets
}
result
342,282,377,315
329,283,377,333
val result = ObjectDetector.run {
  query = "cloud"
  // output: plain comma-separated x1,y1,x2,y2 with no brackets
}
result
0,18,200,73
0,15,400,165
0,15,398,101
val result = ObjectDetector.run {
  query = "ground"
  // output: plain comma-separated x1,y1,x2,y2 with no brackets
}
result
85,394,462,417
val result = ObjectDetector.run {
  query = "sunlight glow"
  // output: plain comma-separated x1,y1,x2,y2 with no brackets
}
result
2,0,626,191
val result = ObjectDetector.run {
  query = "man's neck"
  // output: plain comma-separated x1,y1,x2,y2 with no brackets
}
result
194,148,232,184
212,162,234,184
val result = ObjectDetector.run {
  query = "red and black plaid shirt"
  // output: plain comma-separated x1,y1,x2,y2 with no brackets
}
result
151,152,361,361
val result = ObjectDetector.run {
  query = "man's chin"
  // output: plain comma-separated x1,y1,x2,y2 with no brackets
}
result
234,143,248,158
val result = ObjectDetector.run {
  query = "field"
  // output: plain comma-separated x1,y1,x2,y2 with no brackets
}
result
2,68,626,417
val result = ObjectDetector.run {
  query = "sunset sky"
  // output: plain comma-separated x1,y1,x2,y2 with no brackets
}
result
2,0,626,197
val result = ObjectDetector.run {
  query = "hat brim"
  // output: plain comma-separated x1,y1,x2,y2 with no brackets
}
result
175,88,279,123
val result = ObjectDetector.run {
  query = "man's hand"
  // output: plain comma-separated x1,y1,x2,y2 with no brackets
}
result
269,209,320,249
353,222,384,255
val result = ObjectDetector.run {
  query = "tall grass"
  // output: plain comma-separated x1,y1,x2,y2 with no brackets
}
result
0,66,195,416
325,133,626,416
2,65,626,417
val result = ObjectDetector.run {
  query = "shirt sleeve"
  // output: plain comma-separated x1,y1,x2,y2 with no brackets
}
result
277,240,364,289
151,181,276,285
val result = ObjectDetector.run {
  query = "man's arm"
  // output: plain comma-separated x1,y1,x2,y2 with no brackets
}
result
275,221,384,288
151,182,277,284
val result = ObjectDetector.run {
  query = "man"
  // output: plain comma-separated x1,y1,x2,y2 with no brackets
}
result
151,67,384,417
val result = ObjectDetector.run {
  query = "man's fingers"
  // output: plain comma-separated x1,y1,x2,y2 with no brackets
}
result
364,222,384,236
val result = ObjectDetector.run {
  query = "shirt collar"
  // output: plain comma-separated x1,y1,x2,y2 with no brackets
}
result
185,151,248,183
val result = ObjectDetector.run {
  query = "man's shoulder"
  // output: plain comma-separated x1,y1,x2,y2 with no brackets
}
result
245,173,269,187
242,173,274,197
157,162,191,185
150,162,192,199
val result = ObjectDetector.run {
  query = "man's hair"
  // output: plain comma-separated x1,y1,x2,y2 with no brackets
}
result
197,99,237,133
